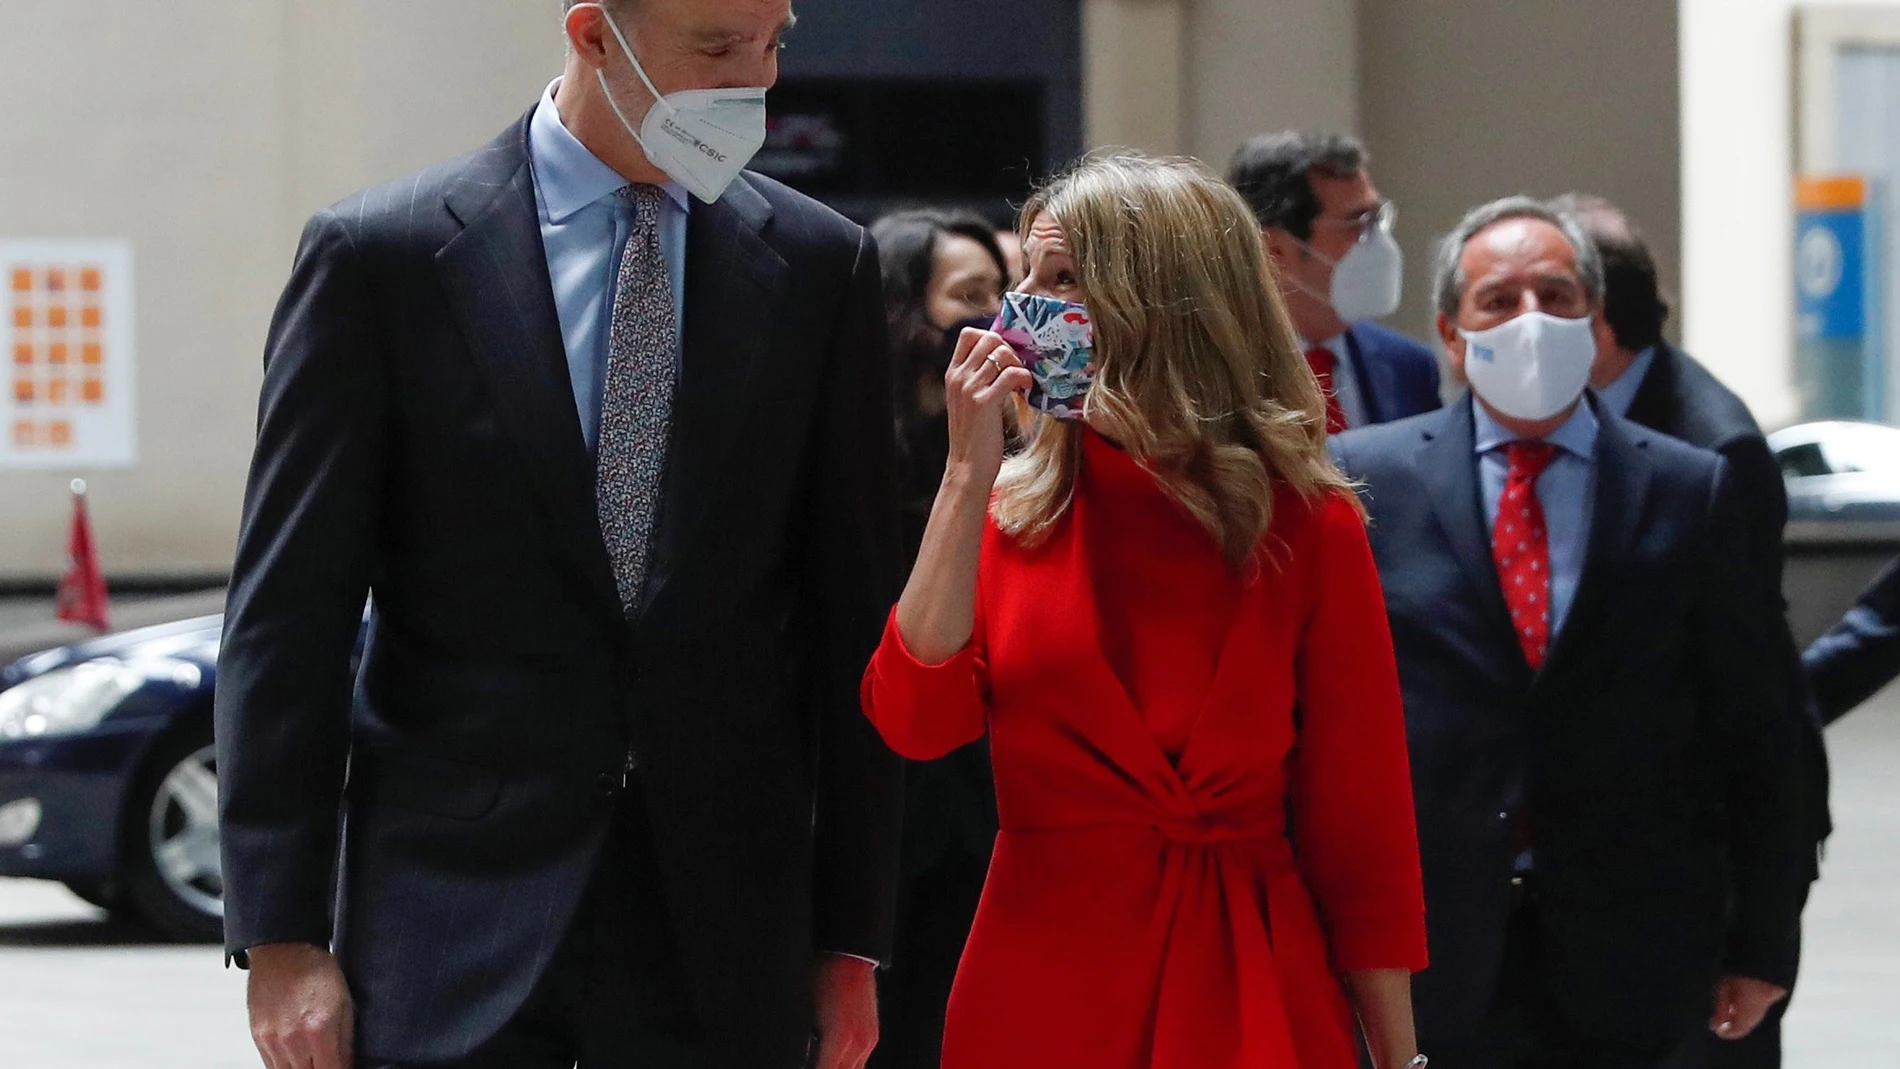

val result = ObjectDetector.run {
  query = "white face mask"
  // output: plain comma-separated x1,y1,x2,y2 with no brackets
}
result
1292,204,1404,323
1459,311,1596,422
594,7,769,204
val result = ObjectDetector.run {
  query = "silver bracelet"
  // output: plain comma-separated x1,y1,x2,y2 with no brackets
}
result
1403,1056,1429,1069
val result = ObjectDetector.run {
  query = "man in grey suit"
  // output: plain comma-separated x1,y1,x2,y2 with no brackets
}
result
216,2,904,1067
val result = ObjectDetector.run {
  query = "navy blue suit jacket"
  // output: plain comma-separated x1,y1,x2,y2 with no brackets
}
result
1331,399,1806,1053
216,111,904,1067
1625,341,1831,872
1343,320,1443,425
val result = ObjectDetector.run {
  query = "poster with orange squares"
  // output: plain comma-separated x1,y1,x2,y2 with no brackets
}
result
2,241,136,469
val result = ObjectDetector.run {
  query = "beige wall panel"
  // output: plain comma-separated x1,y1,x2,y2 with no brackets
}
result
0,2,568,582
356,1,567,189
0,1,290,580
1184,0,1359,167
1360,0,1682,356
1084,0,1189,153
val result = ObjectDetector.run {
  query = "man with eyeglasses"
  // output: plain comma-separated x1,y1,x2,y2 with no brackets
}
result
1228,130,1441,434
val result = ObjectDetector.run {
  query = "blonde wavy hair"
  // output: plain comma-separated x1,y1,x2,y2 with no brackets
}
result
992,152,1361,567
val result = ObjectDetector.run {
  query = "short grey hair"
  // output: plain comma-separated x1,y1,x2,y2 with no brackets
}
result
1431,196,1605,321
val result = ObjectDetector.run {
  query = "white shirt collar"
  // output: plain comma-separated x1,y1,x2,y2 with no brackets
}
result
528,78,689,223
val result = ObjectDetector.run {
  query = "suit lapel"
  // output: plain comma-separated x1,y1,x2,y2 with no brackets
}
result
1416,400,1520,648
435,116,622,624
639,176,786,614
1539,407,1654,678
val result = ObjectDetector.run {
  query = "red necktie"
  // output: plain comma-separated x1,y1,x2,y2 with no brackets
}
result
1493,441,1559,670
1303,347,1349,434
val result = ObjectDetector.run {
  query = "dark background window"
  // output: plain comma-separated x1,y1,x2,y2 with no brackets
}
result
769,0,1082,224
753,79,1046,222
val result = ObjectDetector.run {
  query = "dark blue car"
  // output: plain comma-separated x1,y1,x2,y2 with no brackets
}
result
0,614,227,939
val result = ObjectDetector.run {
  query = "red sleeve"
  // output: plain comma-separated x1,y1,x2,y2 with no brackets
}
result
1289,493,1430,973
859,598,990,762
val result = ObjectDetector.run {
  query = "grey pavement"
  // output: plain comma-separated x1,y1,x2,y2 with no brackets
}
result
0,690,1893,1065
0,881,253,1066
1784,681,1900,1066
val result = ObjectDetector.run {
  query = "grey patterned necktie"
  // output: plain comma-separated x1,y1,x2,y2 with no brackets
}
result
596,184,678,614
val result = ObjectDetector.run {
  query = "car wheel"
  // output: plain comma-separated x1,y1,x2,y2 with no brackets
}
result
121,723,224,942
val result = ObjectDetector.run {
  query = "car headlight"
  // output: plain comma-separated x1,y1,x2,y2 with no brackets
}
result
0,661,145,741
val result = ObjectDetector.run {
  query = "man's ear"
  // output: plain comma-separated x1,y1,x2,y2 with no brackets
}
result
1586,305,1626,389
565,3,612,66
1590,312,1620,359
1262,228,1295,268
1437,311,1466,380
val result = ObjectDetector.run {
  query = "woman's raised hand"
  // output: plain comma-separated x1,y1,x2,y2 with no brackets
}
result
943,328,1033,491
894,328,1031,664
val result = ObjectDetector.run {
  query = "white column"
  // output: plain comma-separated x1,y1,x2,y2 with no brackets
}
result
1083,0,1188,154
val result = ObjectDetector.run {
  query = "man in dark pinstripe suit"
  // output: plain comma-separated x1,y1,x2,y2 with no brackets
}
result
214,2,904,1067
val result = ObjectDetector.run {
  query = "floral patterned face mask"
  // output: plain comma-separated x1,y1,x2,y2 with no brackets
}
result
992,292,1096,421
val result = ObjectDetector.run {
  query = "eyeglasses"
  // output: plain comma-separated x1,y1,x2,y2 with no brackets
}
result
1312,199,1397,241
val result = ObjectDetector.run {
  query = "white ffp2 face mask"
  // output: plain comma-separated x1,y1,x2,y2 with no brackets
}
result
1459,311,1596,422
1327,223,1403,322
595,8,769,204
1292,206,1404,323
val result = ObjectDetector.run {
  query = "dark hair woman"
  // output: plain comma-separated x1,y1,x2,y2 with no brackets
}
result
865,208,1008,1069
871,210,1010,559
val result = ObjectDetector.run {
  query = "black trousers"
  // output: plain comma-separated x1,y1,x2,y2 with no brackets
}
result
867,849,989,1069
1431,883,1688,1069
373,784,709,1069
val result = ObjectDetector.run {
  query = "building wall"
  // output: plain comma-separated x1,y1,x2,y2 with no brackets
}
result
1676,0,1900,428
1088,0,1687,396
0,0,1087,584
1,1,291,582
1,1,1712,581
1183,0,1359,166
1359,0,1683,356
0,1,574,582
1083,0,1358,170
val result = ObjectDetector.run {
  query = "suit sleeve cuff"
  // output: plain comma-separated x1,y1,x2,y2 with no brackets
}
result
1723,938,1800,990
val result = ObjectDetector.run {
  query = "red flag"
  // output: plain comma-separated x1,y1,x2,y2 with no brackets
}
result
55,479,110,632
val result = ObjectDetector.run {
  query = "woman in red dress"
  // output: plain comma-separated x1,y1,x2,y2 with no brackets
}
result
860,153,1430,1069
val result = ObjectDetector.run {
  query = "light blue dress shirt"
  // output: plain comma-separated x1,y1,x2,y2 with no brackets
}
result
1473,398,1600,643
525,83,881,973
528,79,690,452
1595,345,1657,418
